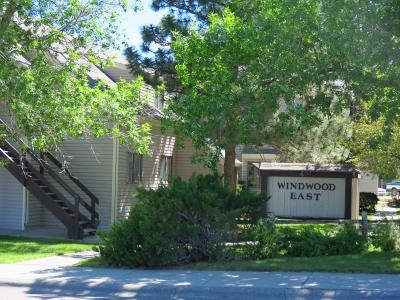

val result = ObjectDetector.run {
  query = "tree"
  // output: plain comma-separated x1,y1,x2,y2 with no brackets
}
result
125,0,227,93
319,1,400,177
278,107,351,164
0,0,151,154
166,0,351,189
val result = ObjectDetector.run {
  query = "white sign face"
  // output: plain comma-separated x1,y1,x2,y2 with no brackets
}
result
266,176,346,218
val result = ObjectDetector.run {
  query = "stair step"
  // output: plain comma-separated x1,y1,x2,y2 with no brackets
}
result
83,227,97,235
2,139,99,240
63,209,73,213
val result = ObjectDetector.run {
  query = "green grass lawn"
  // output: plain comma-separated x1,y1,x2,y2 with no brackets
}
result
4,231,398,274
79,250,400,274
172,251,400,274
0,235,96,263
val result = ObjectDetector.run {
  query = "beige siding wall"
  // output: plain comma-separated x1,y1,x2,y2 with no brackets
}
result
173,140,214,181
40,156,77,228
26,159,47,228
43,137,115,231
0,168,24,230
144,126,176,189
142,83,157,108
117,125,176,221
26,195,46,228
19,138,113,230
117,148,134,221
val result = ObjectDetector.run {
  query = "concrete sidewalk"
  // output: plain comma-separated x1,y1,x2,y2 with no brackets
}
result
0,251,399,299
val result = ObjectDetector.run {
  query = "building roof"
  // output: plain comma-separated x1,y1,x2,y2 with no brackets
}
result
241,146,278,155
100,63,155,95
87,64,116,88
101,62,136,82
96,63,164,121
259,162,358,173
140,105,163,120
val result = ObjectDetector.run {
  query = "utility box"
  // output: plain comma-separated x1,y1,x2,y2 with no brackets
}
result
260,163,359,219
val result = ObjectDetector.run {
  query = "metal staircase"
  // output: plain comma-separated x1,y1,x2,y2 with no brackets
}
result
0,120,99,239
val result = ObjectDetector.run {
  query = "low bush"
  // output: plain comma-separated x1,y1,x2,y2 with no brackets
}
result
238,216,282,260
99,174,266,267
370,219,400,251
279,222,365,257
359,192,379,213
280,225,330,257
328,222,365,255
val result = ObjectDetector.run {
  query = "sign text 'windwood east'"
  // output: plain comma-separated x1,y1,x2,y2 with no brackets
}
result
277,181,337,201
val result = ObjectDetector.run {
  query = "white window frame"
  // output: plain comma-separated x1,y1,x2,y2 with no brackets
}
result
128,152,143,184
154,94,165,110
160,155,172,182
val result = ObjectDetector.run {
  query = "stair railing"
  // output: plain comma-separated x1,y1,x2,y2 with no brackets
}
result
43,151,99,226
0,140,83,238
0,117,99,228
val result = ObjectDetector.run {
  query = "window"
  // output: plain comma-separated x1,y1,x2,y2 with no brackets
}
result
160,155,172,182
128,152,143,184
154,94,165,110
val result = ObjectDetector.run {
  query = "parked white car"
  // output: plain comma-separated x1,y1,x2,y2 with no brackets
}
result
377,187,386,196
386,182,400,192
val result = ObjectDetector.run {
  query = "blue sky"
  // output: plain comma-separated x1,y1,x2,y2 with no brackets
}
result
117,0,165,51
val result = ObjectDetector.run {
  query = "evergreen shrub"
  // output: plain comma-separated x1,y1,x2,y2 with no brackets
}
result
359,192,379,213
99,174,265,267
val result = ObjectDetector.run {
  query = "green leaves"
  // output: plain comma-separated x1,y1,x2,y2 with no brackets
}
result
321,1,400,175
166,0,400,176
0,1,151,154
347,117,400,178
167,0,350,158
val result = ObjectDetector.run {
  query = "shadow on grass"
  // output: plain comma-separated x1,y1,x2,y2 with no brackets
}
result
0,235,96,263
79,251,400,274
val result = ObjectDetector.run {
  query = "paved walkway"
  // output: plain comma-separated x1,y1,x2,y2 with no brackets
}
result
0,251,400,299
371,197,400,220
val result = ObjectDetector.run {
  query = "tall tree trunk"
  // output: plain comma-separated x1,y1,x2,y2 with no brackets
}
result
224,144,237,192
0,1,16,35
